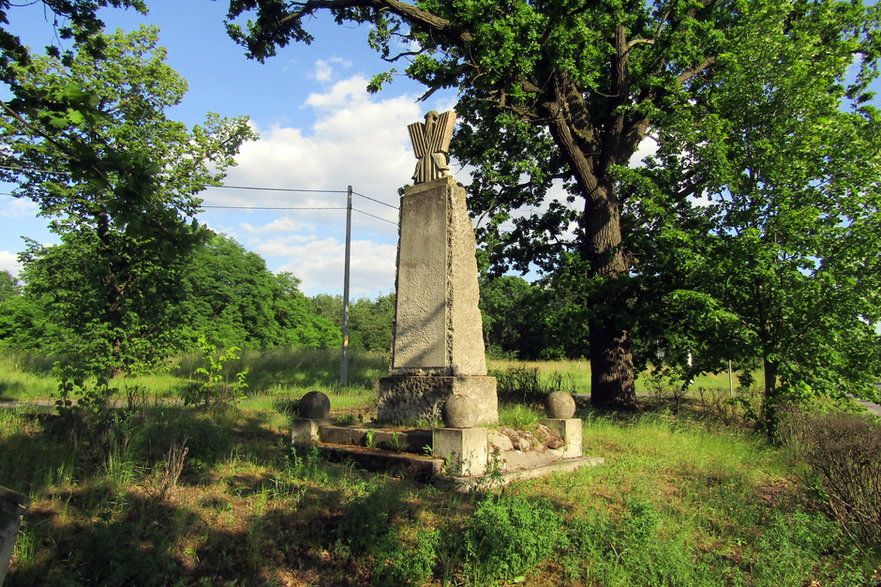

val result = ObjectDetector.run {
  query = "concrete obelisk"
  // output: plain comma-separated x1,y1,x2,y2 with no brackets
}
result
376,111,498,426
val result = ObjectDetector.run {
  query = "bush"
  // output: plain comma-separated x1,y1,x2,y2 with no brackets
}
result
491,366,575,405
460,493,565,583
782,411,881,548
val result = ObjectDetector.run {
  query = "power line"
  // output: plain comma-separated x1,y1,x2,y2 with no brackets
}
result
201,205,347,211
213,184,349,194
198,202,398,225
353,191,399,210
2,174,402,209
353,208,398,225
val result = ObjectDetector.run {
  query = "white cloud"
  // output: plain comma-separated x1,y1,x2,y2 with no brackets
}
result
241,217,314,235
309,57,353,83
265,237,397,297
629,136,659,167
195,74,456,296
0,250,22,277
304,75,374,109
0,198,39,218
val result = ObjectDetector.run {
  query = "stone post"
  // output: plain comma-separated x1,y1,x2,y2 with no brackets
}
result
0,485,29,585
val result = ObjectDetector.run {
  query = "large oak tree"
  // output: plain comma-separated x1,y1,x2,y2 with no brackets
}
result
224,0,879,407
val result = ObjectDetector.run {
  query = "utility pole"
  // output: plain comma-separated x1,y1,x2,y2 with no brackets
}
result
340,185,352,385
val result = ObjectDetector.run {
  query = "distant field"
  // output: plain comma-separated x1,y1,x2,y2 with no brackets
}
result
0,349,762,404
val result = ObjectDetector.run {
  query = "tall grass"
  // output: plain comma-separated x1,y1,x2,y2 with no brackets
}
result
0,347,387,402
3,389,877,585
0,351,58,400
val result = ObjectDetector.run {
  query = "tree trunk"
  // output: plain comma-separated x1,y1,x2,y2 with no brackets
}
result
760,356,780,431
584,183,637,409
541,71,639,410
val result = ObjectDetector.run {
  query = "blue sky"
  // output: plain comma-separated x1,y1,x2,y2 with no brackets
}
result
1,0,460,298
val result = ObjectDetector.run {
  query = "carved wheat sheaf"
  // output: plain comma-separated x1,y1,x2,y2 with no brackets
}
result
408,110,456,183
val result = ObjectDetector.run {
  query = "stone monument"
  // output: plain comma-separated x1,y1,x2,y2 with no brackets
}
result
376,111,498,426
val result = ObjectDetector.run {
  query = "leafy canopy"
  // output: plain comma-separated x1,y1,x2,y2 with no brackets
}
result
2,26,256,377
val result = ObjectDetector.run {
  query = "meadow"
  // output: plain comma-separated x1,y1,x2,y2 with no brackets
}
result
0,348,878,585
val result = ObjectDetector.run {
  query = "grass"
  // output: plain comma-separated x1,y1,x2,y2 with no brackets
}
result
1,348,759,404
1,348,878,585
4,400,875,585
0,347,387,404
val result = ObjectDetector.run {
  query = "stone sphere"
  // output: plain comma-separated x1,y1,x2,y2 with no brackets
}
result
545,391,576,419
299,390,330,419
443,395,479,428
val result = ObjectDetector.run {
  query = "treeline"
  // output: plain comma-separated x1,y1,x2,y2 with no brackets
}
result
0,234,576,364
0,231,396,359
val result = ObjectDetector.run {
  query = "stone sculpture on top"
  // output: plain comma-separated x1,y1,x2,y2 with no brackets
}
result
408,110,456,184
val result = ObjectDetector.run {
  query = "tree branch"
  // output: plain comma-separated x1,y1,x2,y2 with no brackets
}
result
279,0,473,45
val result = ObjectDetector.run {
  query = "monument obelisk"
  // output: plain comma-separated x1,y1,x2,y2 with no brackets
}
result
376,111,498,426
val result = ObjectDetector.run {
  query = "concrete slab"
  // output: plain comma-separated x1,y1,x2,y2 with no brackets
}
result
435,456,605,492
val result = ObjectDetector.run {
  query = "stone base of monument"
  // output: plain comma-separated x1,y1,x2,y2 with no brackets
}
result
293,417,603,490
539,418,583,459
376,375,498,426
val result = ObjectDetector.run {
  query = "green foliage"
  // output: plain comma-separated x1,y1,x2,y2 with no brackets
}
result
625,0,881,428
181,233,339,350
752,511,862,586
2,26,255,379
226,0,881,409
181,336,249,409
491,364,575,404
460,493,565,584
0,270,20,302
310,292,394,352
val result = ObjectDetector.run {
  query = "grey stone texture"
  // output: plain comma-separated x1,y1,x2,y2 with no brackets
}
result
442,395,479,428
408,110,456,184
0,485,29,586
546,391,577,419
291,418,331,445
539,418,584,459
377,374,497,426
298,390,330,419
376,173,498,425
433,427,488,477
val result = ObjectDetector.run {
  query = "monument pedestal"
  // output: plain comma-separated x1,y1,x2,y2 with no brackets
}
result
377,374,497,426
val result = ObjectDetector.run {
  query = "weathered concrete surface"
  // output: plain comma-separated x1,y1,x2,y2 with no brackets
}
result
318,445,444,483
317,425,433,453
379,174,498,425
433,427,488,477
291,418,331,445
436,456,605,492
540,418,583,459
377,375,498,426
390,177,487,377
0,485,29,586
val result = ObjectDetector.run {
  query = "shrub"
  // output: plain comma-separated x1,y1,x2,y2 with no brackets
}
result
460,493,565,583
181,336,249,409
782,411,881,548
491,365,575,405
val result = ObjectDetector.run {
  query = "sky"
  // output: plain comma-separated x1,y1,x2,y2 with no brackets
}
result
1,0,461,298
